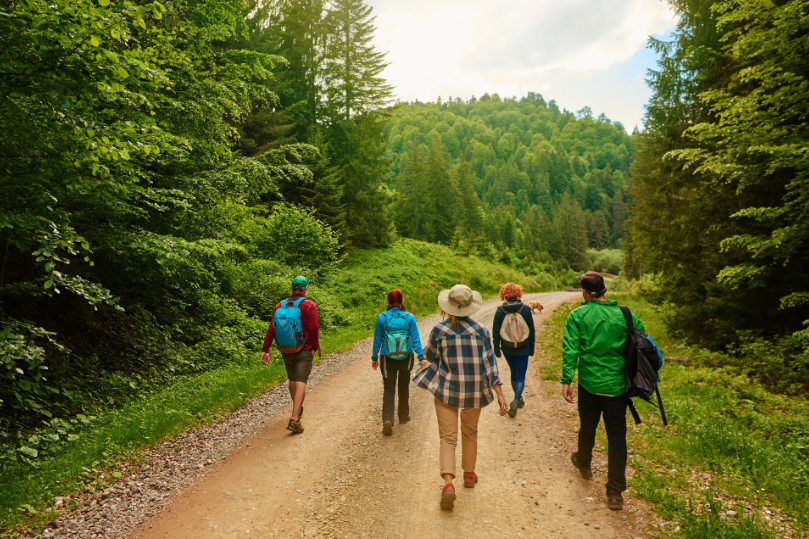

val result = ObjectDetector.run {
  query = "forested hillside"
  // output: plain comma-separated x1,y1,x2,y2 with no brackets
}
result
383,97,632,273
625,0,809,391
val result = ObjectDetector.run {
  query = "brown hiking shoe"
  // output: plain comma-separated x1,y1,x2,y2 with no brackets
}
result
571,452,592,479
382,421,393,436
440,484,456,510
607,490,623,510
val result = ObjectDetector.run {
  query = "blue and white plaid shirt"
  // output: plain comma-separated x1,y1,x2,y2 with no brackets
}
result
413,318,502,409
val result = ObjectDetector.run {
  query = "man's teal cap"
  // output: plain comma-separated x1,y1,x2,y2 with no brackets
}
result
291,276,308,287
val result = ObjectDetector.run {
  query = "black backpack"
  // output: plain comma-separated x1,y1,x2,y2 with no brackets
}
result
619,306,668,426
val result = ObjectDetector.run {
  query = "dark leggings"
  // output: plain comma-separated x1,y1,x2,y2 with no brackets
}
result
576,384,628,492
503,354,529,400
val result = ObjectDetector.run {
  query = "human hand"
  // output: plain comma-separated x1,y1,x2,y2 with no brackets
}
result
562,384,575,404
260,352,271,365
419,359,427,369
498,394,508,416
372,360,378,371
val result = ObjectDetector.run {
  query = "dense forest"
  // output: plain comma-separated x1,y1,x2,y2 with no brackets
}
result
0,0,396,441
383,97,631,273
626,0,809,390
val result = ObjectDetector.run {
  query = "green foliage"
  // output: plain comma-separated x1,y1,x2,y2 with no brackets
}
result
0,0,342,441
587,249,624,275
627,0,809,363
384,94,632,268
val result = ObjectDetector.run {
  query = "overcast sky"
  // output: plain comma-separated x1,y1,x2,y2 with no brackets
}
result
368,0,678,131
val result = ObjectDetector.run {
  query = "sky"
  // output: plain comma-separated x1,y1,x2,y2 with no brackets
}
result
368,0,679,131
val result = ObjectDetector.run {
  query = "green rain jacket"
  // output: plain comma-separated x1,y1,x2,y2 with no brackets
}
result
561,300,644,397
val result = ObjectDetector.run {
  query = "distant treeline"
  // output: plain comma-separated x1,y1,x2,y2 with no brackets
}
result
383,95,631,272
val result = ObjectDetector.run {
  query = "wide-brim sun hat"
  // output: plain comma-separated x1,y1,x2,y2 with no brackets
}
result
438,284,483,317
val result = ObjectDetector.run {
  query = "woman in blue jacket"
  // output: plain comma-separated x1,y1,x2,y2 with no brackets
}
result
371,289,424,436
492,283,535,418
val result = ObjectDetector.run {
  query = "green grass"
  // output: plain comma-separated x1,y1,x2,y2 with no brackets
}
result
0,239,559,536
535,293,808,539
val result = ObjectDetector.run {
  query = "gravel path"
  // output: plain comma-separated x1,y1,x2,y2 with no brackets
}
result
35,310,447,539
36,291,653,539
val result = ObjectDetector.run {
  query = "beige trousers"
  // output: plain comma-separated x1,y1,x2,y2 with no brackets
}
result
434,398,482,478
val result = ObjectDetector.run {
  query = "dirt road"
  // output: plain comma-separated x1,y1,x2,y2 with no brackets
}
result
130,291,640,539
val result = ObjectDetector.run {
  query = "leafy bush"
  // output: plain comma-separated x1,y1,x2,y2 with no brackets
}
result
587,248,623,275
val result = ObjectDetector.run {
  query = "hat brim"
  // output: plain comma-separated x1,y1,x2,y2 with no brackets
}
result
438,289,483,317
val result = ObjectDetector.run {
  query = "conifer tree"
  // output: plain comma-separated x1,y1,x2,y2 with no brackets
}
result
555,192,588,269
425,135,459,244
396,139,432,240
296,129,347,238
612,191,625,239
322,0,393,121
455,154,484,235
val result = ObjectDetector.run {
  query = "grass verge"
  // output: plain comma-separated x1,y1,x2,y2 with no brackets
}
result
535,293,808,539
1,239,558,535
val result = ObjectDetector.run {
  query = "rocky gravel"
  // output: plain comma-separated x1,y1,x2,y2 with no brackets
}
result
31,321,445,539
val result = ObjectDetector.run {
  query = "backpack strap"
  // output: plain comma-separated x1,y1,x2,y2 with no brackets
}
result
288,297,306,308
627,398,642,425
619,305,633,332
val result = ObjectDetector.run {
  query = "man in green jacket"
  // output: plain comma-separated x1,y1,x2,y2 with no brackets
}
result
561,271,644,511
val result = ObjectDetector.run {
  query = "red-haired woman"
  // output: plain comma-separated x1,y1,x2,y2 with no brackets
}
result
371,289,424,436
492,283,535,418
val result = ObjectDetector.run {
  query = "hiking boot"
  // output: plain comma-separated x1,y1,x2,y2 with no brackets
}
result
286,419,304,434
607,489,624,511
508,400,519,418
463,472,478,488
570,452,592,479
517,397,525,408
382,421,393,436
440,484,456,510
398,416,411,424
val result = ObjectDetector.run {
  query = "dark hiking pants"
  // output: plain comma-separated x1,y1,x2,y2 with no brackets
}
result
381,355,412,423
576,384,628,493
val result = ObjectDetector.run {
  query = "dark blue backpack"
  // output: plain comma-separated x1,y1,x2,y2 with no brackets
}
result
619,306,668,426
274,297,306,353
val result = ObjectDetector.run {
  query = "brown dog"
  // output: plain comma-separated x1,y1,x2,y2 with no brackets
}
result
526,300,544,314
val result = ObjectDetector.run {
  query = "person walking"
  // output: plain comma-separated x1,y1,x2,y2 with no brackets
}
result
414,284,508,510
260,276,320,434
371,289,424,436
491,283,535,418
561,271,645,511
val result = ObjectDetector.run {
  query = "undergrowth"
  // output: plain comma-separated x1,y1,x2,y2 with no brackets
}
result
535,294,808,539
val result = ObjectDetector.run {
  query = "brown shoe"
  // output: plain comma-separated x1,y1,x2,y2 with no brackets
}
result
607,489,623,510
571,452,592,479
440,484,456,509
463,472,478,488
382,421,393,436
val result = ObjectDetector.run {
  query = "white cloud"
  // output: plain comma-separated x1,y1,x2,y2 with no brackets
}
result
369,0,677,129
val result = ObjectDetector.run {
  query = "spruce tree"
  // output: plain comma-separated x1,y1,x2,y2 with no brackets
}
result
455,154,484,235
322,0,393,121
296,129,347,238
612,191,625,239
425,135,459,244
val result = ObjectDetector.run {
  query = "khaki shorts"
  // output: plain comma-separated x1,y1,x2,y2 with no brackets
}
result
282,349,314,383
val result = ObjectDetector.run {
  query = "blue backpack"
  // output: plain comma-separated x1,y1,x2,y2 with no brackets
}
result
382,310,412,360
274,297,306,353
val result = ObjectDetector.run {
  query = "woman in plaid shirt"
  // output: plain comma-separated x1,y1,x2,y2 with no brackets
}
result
413,284,509,510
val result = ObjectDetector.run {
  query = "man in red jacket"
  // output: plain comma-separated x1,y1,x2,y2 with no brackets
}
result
260,276,319,434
